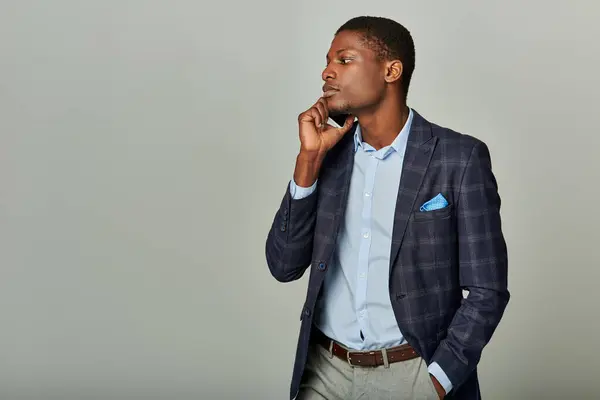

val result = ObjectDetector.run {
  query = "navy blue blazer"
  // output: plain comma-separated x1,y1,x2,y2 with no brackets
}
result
266,110,510,399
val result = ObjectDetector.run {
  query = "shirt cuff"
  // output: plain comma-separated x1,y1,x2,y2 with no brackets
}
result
289,179,317,200
428,361,453,394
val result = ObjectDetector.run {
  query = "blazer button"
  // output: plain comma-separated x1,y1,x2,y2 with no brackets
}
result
303,308,311,317
280,223,286,232
317,262,327,271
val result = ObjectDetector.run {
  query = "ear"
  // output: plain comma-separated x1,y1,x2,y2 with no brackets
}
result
384,60,403,84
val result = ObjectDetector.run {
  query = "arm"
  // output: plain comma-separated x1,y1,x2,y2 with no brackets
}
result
265,96,354,283
265,154,321,282
430,141,510,391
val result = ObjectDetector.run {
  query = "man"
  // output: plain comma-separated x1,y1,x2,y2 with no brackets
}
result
265,16,509,400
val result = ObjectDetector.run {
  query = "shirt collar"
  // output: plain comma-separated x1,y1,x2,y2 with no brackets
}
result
353,108,414,154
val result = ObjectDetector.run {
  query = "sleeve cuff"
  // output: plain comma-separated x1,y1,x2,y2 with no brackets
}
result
428,361,453,394
289,179,317,200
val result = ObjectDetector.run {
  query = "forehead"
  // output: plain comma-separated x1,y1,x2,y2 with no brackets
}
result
326,30,375,59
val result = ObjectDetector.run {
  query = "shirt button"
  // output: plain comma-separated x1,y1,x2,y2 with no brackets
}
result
363,232,370,238
365,192,371,197
359,273,366,279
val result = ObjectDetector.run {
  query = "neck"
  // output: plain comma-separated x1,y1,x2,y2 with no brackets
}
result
356,97,409,150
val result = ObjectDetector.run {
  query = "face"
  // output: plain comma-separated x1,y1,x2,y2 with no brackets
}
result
322,30,389,116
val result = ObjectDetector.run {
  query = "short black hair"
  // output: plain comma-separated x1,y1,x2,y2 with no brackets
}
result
336,16,415,99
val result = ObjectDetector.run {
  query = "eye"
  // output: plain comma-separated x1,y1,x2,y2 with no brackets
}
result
339,58,352,64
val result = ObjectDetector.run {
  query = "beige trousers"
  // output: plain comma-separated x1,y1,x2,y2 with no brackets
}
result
297,342,440,400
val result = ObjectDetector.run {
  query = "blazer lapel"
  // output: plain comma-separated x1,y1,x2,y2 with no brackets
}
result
389,111,437,272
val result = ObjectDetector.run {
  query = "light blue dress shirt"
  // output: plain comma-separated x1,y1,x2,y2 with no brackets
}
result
289,109,452,394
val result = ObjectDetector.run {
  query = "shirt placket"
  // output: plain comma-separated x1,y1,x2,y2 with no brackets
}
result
355,151,379,341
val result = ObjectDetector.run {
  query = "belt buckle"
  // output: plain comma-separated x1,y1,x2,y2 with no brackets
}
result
346,351,353,366
346,348,389,368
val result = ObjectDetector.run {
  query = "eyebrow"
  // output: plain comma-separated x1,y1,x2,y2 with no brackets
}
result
326,48,356,62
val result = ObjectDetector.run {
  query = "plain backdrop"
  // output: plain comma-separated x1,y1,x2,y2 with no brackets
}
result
1,1,599,399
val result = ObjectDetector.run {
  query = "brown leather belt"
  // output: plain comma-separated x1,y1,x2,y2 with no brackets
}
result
313,329,419,367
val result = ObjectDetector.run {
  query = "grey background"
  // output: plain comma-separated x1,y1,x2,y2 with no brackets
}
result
1,0,599,399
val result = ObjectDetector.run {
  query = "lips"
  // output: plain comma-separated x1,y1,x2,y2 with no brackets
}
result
322,84,339,98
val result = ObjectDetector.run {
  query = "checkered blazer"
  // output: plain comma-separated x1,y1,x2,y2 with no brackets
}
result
266,109,510,400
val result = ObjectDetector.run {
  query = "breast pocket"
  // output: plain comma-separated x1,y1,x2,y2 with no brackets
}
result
412,204,454,222
409,204,457,267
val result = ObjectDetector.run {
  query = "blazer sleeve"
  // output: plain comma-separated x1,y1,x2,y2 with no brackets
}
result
265,181,319,282
430,141,510,390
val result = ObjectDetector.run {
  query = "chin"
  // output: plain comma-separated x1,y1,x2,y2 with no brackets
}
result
327,100,352,116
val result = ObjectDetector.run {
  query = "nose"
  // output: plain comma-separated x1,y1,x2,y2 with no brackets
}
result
322,64,336,81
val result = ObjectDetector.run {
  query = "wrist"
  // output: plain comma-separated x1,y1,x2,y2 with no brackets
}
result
294,152,324,188
297,149,325,163
429,374,445,399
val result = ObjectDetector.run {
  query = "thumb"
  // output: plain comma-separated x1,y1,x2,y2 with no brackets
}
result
325,115,355,148
337,114,355,134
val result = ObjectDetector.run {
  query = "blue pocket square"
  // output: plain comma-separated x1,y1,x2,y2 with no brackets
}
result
420,193,449,212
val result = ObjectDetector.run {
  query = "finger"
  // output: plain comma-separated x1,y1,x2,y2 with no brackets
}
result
309,107,323,129
299,108,321,131
298,109,316,125
316,98,329,127
307,100,325,128
315,101,327,129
